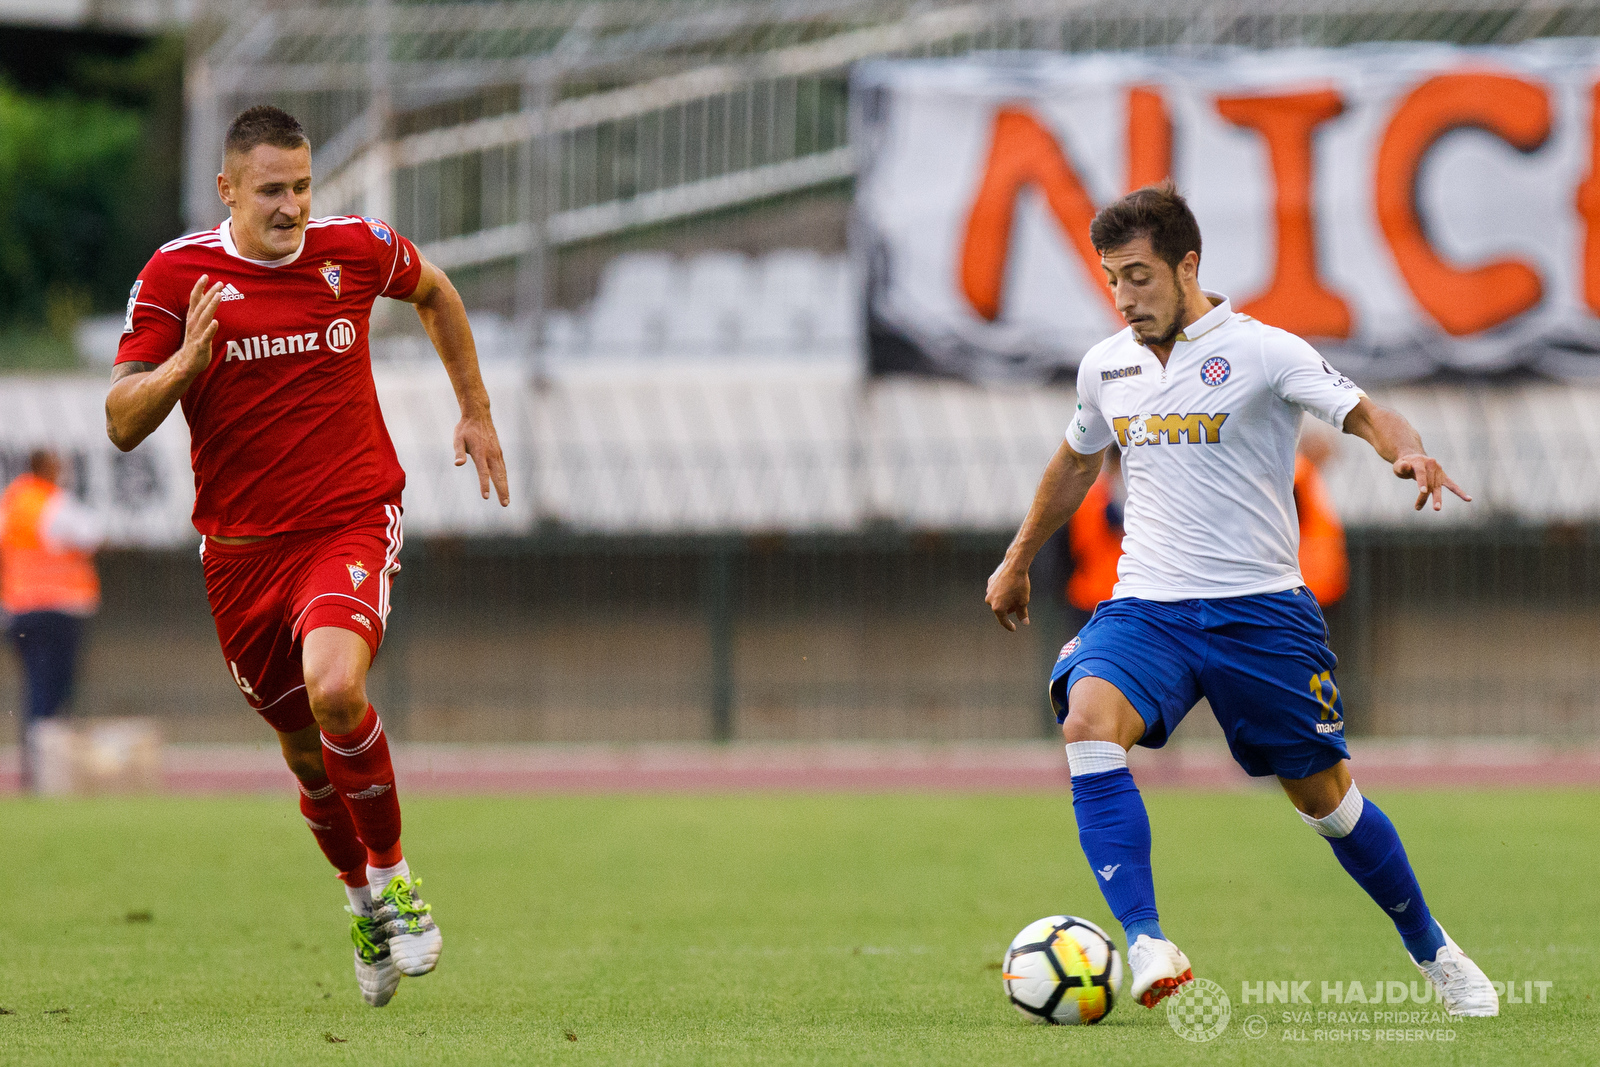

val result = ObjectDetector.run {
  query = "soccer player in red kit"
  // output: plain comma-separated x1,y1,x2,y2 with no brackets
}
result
105,106,510,1007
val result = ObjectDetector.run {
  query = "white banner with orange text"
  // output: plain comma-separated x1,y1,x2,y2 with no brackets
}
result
851,42,1600,383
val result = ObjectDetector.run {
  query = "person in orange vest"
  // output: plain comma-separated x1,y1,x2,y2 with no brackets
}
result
1064,446,1126,617
1295,429,1349,607
1,449,104,791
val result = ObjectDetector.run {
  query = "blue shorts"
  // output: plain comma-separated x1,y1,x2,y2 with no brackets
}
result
1048,588,1349,780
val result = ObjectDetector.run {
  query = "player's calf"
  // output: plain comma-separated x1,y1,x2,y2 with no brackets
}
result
1299,782,1449,964
1300,780,1497,1015
1066,738,1187,1007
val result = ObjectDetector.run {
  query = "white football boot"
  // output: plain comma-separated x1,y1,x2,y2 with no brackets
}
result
1127,934,1194,1008
373,875,443,977
1411,925,1499,1017
349,907,401,1007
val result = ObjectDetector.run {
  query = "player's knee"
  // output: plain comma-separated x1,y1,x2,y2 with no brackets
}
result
1061,712,1115,745
1061,676,1145,747
304,667,368,733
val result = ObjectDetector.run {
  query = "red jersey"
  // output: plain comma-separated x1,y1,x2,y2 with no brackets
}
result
115,215,423,538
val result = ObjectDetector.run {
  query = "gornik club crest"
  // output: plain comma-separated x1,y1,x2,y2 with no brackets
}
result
319,261,343,299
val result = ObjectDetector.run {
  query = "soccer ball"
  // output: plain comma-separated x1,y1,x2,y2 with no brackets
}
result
1002,915,1122,1025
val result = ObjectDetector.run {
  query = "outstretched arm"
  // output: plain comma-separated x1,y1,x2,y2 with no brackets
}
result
403,255,510,506
105,276,224,451
1341,396,1470,512
985,441,1105,631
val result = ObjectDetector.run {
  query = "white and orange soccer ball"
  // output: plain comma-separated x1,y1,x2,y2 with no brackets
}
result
1002,915,1123,1025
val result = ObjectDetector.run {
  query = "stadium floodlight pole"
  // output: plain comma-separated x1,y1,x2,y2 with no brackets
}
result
517,61,556,375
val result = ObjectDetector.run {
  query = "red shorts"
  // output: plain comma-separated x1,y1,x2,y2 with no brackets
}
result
202,502,403,733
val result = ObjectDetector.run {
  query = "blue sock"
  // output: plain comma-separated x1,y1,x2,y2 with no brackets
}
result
1324,800,1446,963
1070,766,1164,946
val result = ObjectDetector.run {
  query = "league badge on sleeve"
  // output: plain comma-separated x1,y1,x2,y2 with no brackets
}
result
1199,357,1231,386
347,561,370,592
319,261,343,299
122,280,142,334
362,217,393,245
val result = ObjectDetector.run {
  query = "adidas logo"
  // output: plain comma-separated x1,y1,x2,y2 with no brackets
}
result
347,783,392,800
219,283,245,301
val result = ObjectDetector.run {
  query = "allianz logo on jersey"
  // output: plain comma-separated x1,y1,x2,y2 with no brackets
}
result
1112,412,1230,447
223,318,359,362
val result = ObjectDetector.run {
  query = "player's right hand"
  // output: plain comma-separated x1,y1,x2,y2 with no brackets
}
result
178,275,226,376
986,560,1031,631
1393,452,1471,512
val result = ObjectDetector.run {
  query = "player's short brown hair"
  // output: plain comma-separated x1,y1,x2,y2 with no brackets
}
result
1089,180,1202,270
224,105,309,160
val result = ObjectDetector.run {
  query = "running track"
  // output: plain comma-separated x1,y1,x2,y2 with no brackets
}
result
3,739,1595,794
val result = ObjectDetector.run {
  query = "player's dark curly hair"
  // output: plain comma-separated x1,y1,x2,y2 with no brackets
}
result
1089,180,1202,270
224,105,309,159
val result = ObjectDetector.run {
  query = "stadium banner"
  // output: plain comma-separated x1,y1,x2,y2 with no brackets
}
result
851,41,1600,383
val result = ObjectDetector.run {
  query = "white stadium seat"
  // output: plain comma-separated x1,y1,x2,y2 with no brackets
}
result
549,249,858,364
588,252,677,357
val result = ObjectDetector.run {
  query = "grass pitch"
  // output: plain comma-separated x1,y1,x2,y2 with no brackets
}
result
1,787,1593,1065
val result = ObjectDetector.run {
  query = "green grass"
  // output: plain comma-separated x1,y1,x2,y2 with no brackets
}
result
0,789,1593,1065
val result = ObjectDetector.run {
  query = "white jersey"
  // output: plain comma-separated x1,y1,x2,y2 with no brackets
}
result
1066,292,1364,601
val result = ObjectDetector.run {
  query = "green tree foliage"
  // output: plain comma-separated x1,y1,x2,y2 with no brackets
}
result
0,34,183,344
0,82,141,332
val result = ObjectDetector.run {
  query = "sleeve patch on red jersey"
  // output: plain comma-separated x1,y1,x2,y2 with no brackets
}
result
362,217,393,245
123,280,142,334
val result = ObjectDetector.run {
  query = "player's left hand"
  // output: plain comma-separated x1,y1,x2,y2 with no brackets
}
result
455,409,510,506
1393,452,1470,512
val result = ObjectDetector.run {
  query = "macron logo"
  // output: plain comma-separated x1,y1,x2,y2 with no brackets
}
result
1098,864,1121,882
1389,899,1410,913
219,283,245,301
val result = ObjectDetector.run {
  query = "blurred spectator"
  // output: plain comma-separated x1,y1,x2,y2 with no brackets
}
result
1065,446,1126,614
0,450,103,792
1295,426,1349,606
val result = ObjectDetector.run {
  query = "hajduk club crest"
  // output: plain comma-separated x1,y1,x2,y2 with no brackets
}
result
319,261,343,299
347,562,369,591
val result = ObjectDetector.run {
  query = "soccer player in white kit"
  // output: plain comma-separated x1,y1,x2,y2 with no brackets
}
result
986,184,1498,1017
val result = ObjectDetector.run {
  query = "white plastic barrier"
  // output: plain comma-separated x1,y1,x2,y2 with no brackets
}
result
4,366,1598,544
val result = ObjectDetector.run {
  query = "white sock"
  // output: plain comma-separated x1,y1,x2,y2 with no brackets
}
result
1301,783,1364,838
1065,740,1127,777
345,883,374,916
368,858,411,898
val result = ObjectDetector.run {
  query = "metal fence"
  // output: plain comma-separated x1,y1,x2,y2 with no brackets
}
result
4,526,1597,744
